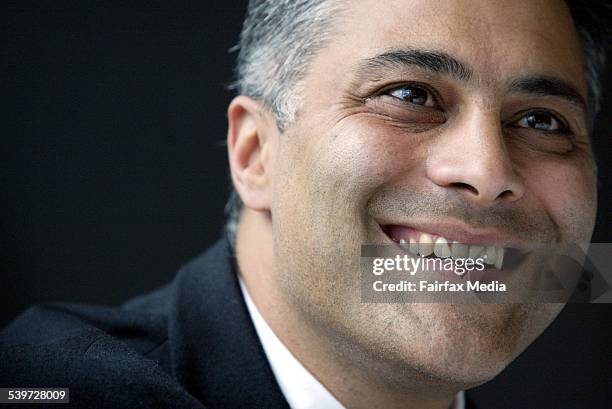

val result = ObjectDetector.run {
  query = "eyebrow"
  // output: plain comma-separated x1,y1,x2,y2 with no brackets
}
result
355,49,473,83
354,48,589,117
508,76,588,113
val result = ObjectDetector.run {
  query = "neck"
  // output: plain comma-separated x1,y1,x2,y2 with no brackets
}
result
236,208,460,409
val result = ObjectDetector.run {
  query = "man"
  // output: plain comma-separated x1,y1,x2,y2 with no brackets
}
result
1,0,609,408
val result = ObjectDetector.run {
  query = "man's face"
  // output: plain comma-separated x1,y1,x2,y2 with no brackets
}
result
270,0,597,387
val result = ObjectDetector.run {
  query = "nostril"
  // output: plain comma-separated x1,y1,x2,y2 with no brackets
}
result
450,182,478,196
497,189,515,200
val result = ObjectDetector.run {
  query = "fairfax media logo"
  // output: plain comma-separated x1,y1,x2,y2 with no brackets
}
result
372,280,506,293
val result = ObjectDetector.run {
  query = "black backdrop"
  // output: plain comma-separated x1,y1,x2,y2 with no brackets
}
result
2,2,611,408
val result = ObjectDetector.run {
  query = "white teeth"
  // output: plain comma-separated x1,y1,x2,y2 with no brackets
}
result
484,246,497,265
468,245,484,259
418,233,434,256
495,247,505,269
409,238,419,254
451,241,469,259
394,233,505,269
434,237,451,258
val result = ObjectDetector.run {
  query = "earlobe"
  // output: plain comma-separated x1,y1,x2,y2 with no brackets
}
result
227,95,277,212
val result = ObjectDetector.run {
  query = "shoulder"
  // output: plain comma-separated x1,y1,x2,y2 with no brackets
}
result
0,239,234,408
0,302,202,408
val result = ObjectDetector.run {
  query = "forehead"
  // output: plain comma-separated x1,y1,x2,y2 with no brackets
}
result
310,0,586,95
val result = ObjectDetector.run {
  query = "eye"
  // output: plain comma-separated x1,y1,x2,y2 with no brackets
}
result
515,111,566,132
388,85,435,107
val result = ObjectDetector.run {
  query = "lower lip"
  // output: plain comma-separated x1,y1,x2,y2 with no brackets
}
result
383,231,526,282
391,243,498,281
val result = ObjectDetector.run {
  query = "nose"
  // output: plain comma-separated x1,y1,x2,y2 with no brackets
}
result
426,112,525,206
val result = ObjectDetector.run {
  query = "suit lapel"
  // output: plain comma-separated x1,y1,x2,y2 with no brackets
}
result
168,238,290,409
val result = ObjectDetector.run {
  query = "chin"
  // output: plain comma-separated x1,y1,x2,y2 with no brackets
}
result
358,302,552,389
411,302,562,385
422,334,519,387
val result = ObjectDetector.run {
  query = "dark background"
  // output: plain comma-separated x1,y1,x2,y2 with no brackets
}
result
2,2,611,408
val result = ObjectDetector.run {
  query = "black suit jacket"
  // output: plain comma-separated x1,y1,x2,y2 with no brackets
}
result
0,238,478,408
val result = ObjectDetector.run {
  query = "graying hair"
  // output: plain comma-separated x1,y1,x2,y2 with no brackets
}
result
225,0,610,249
230,0,340,129
225,0,340,248
582,28,607,117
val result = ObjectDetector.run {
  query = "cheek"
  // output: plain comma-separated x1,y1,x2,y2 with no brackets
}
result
526,160,597,242
303,118,428,204
272,117,424,256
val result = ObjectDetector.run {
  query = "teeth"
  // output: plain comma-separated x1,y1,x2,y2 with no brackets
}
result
484,246,497,265
393,233,505,269
418,233,434,256
451,241,469,259
434,237,451,258
495,247,505,269
409,238,419,254
468,245,484,259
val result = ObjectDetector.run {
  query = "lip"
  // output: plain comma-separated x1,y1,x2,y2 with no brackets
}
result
378,221,529,249
375,221,531,279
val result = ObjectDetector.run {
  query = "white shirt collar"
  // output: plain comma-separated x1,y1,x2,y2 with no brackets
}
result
239,278,465,409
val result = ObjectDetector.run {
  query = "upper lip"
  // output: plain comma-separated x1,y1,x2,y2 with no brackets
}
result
378,220,531,249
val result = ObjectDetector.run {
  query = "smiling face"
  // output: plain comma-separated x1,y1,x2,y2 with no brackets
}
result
266,0,598,389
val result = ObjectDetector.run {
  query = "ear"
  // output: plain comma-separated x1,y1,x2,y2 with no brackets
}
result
227,95,279,212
